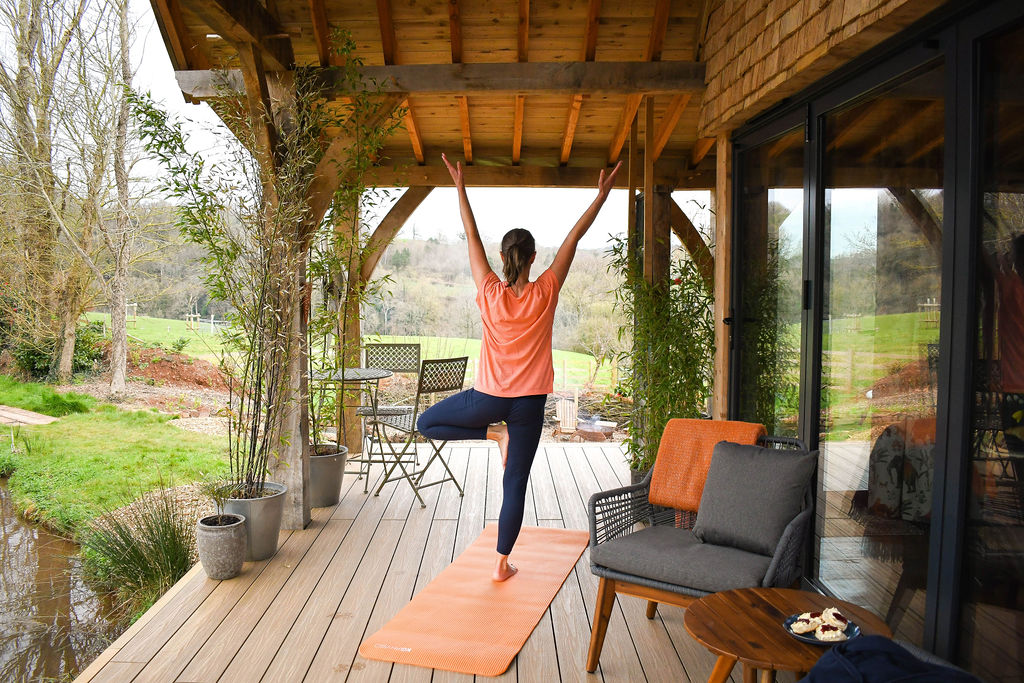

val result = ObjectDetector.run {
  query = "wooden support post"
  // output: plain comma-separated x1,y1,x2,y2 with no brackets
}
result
712,133,732,420
642,97,669,288
627,114,639,260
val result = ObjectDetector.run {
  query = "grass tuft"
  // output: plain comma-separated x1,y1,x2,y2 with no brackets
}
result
81,484,196,620
0,374,95,416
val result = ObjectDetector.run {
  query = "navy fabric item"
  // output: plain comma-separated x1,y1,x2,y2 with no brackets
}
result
799,636,981,682
418,388,546,554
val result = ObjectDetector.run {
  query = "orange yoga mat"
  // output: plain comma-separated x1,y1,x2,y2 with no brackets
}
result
359,525,589,677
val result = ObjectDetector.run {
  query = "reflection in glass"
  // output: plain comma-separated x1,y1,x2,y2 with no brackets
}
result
736,127,804,436
962,21,1024,681
816,63,944,647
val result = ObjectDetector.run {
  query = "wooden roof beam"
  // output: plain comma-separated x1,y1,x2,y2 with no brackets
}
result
459,96,473,163
607,0,671,164
560,94,584,165
691,137,715,167
152,0,210,71
182,0,293,71
309,0,330,67
858,102,940,162
513,94,525,165
360,187,434,283
366,163,714,189
669,198,714,292
651,93,691,162
377,0,425,166
560,0,601,165
518,0,529,62
176,61,706,99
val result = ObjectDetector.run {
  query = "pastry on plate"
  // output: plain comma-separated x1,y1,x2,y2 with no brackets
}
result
821,607,850,629
815,623,848,642
789,617,818,634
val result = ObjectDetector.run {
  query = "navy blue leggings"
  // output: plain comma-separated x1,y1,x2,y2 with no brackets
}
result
417,388,547,555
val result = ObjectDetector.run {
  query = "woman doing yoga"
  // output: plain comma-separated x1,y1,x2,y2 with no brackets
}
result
418,153,621,581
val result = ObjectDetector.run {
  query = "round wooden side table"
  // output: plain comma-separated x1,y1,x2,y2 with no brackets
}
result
683,587,892,683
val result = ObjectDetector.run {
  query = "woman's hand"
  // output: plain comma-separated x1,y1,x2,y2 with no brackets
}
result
597,160,622,199
442,153,465,190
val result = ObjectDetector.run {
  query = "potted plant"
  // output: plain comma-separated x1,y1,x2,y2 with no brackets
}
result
608,228,715,483
196,500,247,580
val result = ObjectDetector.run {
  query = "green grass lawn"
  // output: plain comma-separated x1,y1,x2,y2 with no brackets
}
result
85,311,227,361
80,314,618,389
0,375,96,415
367,334,615,388
2,384,226,537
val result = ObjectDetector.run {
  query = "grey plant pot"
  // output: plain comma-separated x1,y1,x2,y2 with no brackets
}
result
196,513,246,580
310,444,349,508
222,481,286,562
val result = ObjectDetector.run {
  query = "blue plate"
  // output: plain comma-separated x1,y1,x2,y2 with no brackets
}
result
783,613,861,645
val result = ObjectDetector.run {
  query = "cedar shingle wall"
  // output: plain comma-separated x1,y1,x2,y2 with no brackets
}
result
698,0,945,136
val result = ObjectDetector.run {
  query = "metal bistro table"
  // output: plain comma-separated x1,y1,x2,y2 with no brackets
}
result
315,366,392,493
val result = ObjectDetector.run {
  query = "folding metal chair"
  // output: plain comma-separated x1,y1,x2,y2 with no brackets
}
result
349,343,421,490
370,356,468,507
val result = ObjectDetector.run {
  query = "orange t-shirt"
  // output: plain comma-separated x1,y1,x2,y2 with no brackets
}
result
475,269,560,397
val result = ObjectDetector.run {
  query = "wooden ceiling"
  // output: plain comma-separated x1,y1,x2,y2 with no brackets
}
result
151,0,717,188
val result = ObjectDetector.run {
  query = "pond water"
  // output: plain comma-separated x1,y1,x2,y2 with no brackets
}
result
0,480,120,681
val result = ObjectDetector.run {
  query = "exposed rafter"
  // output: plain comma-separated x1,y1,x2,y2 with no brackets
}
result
309,0,330,67
459,96,473,163
859,102,940,162
448,0,463,64
561,95,584,165
560,0,601,165
607,0,671,164
651,93,692,162
377,0,425,166
691,137,715,167
176,61,706,99
513,94,525,165
518,0,530,62
152,0,210,70
182,0,294,71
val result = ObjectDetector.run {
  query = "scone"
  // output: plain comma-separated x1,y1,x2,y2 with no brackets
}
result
789,617,818,634
815,623,848,642
821,607,850,629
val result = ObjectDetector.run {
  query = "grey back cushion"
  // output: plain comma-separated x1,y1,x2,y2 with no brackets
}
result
693,441,817,556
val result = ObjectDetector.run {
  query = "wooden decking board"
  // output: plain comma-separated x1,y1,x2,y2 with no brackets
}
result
340,470,445,681
545,447,647,682
217,518,355,681
80,444,866,683
260,470,406,681
0,404,59,425
302,519,407,681
579,445,692,683
176,506,334,681
432,446,471,521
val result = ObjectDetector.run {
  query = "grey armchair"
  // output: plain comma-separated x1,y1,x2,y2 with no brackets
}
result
586,431,815,673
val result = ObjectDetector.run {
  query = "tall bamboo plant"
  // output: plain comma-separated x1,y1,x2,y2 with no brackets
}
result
609,233,716,472
306,32,402,448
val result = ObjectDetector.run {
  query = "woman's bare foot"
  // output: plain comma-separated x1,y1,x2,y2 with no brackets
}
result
493,554,518,582
486,424,510,468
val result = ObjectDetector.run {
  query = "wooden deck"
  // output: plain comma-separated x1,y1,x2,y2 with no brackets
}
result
74,443,755,683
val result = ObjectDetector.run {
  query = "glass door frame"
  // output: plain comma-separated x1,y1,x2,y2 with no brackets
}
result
728,0,1024,661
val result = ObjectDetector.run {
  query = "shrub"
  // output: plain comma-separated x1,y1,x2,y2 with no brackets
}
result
81,485,196,620
170,337,190,354
12,321,106,379
0,451,15,478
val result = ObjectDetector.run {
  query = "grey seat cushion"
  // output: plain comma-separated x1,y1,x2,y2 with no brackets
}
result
590,525,771,594
693,441,816,556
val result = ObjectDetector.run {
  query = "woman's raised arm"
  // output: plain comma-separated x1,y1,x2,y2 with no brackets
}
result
548,161,622,286
443,153,494,288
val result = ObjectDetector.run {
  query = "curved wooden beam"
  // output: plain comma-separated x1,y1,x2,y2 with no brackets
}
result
669,198,714,292
360,187,434,283
887,187,942,259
